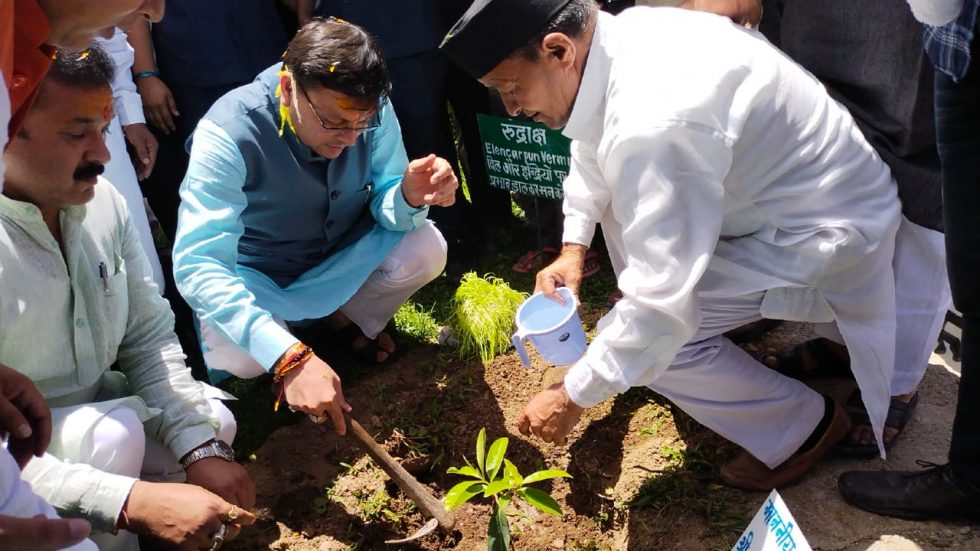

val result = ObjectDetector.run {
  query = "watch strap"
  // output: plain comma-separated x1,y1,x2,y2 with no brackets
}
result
180,439,234,469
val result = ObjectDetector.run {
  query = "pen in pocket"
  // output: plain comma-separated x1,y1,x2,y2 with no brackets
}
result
98,261,109,292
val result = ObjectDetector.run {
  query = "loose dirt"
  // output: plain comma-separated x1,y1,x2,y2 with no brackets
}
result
225,319,975,551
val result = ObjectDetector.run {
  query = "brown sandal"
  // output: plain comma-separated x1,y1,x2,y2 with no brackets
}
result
582,249,601,279
512,247,559,273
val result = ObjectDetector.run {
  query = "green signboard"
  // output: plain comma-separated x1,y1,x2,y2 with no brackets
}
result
477,114,571,200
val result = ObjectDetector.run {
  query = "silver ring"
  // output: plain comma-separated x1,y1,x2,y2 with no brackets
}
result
210,523,229,550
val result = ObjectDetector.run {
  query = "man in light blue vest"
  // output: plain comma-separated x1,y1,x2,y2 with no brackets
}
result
173,18,457,436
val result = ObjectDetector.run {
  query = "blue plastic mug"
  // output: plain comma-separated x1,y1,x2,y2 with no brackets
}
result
511,287,587,367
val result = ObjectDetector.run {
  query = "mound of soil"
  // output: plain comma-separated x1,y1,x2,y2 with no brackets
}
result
226,320,976,551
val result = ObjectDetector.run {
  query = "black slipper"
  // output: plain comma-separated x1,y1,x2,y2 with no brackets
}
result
835,388,920,459
763,338,852,380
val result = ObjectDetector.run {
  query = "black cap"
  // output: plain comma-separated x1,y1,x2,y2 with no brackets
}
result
440,0,573,78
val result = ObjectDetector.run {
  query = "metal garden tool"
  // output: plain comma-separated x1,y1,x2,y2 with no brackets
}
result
343,414,456,544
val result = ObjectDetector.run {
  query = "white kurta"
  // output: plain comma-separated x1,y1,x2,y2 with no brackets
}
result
0,182,221,531
1,71,97,551
0,449,98,551
561,8,901,455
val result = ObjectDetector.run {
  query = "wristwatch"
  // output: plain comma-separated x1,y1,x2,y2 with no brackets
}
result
180,439,235,469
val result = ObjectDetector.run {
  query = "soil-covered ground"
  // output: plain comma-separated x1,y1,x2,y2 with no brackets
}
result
220,312,976,551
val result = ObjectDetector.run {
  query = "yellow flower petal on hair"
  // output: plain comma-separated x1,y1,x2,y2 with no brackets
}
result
275,66,298,136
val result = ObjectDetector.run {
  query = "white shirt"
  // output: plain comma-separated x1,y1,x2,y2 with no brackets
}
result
561,8,901,446
95,28,145,127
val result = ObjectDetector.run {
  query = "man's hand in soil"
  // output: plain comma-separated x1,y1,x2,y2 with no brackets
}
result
185,457,256,511
0,514,91,551
0,362,51,468
401,154,458,208
517,382,585,445
120,481,255,549
535,243,587,299
282,354,352,435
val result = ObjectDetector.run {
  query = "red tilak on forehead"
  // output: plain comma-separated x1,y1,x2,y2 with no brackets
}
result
75,90,114,122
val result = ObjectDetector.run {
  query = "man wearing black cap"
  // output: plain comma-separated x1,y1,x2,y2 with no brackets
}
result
442,0,904,490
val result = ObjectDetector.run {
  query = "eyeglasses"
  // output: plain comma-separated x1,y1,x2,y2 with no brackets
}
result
295,80,378,135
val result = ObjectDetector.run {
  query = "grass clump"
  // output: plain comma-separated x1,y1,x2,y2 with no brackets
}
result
393,301,440,344
448,272,527,363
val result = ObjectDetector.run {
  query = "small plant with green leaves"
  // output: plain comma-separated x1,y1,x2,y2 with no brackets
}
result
445,428,571,551
448,273,527,363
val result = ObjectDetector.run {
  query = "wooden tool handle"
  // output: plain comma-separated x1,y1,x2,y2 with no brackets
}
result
345,415,456,532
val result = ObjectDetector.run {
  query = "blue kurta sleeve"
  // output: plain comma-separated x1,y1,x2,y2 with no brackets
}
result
173,119,299,371
367,102,429,230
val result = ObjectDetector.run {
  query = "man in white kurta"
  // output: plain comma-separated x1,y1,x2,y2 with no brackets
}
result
442,0,902,489
1,44,257,550
0,61,97,551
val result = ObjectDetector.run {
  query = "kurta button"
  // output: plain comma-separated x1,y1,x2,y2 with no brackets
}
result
330,190,341,200
11,74,29,89
75,319,84,328
325,220,335,229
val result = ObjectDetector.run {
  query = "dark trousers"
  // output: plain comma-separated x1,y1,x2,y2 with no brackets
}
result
142,82,243,241
935,34,980,476
141,81,243,374
445,61,512,234
386,51,474,261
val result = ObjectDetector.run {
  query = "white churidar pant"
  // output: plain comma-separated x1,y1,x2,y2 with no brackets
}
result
649,293,826,468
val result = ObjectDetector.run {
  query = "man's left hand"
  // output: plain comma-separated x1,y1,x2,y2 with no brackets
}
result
122,123,158,180
401,154,458,208
517,382,585,445
0,362,51,469
184,457,256,510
